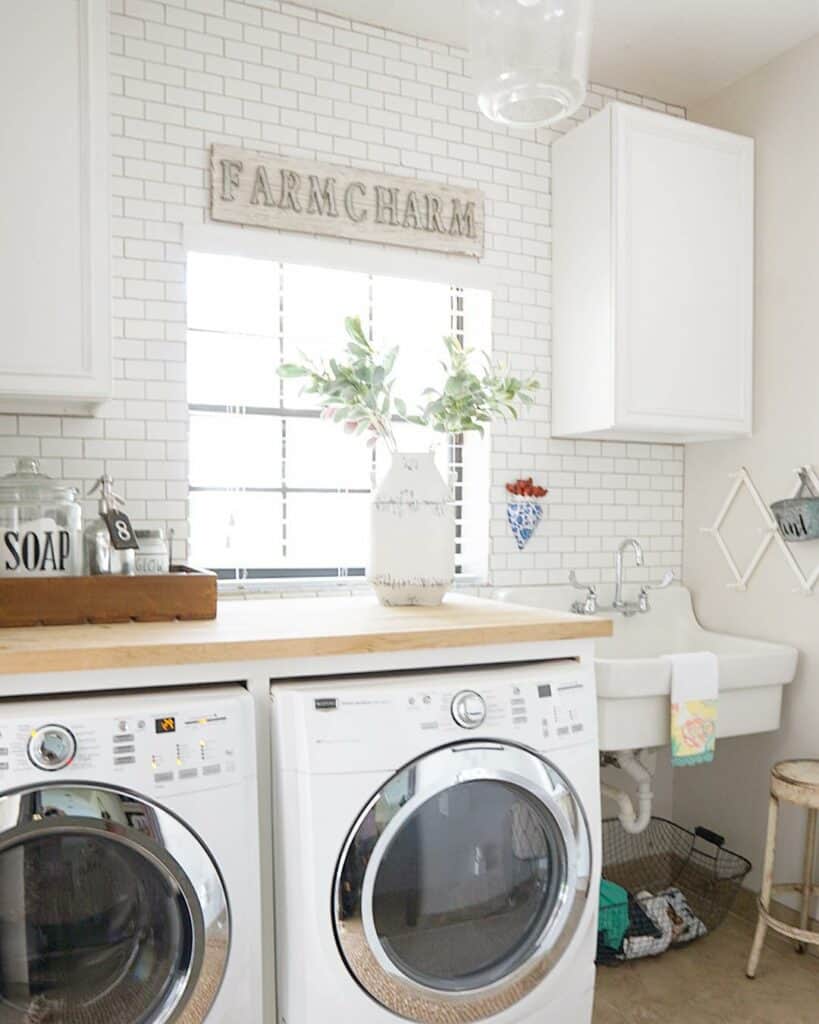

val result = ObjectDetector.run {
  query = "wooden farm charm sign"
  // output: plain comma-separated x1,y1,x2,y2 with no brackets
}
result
210,145,484,258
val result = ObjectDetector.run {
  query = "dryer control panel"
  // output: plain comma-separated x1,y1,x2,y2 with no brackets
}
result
273,660,597,776
0,686,250,794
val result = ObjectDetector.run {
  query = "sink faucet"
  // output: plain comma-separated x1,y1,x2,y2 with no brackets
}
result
613,538,644,615
568,539,674,616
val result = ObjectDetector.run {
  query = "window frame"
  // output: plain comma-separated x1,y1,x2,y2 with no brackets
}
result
184,227,497,589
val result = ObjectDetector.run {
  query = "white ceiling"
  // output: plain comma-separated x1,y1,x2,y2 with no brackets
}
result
287,0,819,107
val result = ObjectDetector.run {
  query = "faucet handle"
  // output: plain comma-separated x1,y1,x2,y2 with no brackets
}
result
569,571,599,615
569,570,596,594
642,569,675,591
637,570,674,613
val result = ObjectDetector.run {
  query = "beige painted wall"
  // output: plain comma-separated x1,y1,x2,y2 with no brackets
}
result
675,32,819,903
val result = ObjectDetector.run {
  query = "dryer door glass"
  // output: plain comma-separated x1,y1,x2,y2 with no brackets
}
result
334,742,592,1023
372,778,566,989
0,786,229,1024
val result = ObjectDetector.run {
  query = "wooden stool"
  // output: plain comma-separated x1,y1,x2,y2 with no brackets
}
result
746,760,819,978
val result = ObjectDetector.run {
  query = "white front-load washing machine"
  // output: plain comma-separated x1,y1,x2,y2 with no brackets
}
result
0,684,262,1024
271,660,601,1024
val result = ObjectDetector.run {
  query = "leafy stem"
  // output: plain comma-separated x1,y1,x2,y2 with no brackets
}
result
278,316,399,451
407,334,538,437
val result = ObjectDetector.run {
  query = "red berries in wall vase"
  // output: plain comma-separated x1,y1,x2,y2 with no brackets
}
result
505,478,548,551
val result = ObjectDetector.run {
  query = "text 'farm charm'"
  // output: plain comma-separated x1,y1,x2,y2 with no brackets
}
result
210,145,485,258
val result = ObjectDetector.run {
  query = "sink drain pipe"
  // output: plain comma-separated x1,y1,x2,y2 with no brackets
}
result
601,750,654,835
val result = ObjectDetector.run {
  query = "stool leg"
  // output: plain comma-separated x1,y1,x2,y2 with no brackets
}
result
797,808,817,954
747,795,779,979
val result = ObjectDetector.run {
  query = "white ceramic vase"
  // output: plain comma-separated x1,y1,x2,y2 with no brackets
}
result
368,452,454,607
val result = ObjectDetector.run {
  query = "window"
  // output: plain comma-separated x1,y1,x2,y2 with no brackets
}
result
186,251,491,582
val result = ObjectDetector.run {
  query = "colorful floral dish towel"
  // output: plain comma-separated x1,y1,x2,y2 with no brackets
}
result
506,501,543,551
663,652,719,766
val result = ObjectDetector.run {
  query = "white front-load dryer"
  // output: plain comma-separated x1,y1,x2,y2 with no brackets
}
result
0,684,262,1024
271,660,601,1024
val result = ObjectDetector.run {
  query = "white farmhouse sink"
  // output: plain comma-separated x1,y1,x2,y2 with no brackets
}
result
493,585,798,751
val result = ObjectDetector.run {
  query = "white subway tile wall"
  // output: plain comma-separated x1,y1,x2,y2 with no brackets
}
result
0,0,684,589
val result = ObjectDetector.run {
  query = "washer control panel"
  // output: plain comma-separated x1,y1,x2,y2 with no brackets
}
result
0,687,249,794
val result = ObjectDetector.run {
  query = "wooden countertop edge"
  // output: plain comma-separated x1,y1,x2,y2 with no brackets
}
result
0,617,612,675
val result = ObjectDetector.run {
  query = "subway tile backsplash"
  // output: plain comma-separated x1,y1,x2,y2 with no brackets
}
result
0,0,683,589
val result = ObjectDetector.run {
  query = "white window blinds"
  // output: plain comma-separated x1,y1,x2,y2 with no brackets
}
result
186,251,491,581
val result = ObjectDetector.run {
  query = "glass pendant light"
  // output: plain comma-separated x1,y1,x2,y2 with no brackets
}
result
471,0,593,128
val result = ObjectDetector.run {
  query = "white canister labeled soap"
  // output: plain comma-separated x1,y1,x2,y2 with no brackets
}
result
134,529,170,575
0,458,83,577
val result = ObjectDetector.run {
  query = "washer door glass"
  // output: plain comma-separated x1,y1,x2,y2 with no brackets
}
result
0,786,229,1024
335,742,592,1023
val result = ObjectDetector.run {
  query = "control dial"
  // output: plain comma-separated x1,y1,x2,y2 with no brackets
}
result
28,725,77,772
451,690,487,730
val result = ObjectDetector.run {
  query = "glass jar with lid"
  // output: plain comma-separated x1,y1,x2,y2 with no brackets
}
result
0,458,83,576
134,529,170,575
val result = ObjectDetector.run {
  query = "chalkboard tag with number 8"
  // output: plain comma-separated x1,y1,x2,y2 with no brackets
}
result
102,510,139,550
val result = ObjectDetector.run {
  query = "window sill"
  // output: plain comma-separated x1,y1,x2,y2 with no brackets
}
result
217,576,487,600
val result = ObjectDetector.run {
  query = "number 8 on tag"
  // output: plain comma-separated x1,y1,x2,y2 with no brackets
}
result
102,511,139,550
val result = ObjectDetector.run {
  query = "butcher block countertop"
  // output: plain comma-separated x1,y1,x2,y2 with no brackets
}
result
0,594,612,675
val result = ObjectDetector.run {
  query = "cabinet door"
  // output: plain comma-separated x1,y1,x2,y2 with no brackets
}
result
0,0,110,412
614,106,753,439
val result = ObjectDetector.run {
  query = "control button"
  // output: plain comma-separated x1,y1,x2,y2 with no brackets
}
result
202,764,221,776
557,726,570,736
114,744,136,755
571,723,584,734
0,748,8,757
421,722,439,730
451,690,487,730
28,725,77,772
0,763,8,771
154,771,173,783
114,734,131,743
179,768,198,780
512,716,528,724
114,755,136,766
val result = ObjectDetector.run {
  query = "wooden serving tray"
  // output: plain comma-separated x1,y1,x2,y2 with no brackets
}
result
0,566,217,627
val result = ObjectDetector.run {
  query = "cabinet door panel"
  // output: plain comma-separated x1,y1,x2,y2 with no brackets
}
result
615,109,753,435
0,0,110,407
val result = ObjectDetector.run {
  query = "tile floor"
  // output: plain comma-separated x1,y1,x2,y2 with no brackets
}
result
593,912,819,1023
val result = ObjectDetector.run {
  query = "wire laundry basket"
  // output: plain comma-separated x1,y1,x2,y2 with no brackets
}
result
597,817,751,966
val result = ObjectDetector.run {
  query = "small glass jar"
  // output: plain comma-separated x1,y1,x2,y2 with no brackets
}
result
134,529,170,575
0,458,83,576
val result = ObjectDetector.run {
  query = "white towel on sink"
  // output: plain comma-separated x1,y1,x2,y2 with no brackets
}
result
663,652,719,766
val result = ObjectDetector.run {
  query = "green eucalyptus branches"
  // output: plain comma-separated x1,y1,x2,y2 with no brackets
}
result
277,315,538,452
409,334,538,436
278,317,399,450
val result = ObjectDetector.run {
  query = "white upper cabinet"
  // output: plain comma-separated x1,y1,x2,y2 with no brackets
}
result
552,103,754,442
0,1,110,414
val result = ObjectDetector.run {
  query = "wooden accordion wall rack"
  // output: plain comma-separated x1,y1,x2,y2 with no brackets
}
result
702,465,819,594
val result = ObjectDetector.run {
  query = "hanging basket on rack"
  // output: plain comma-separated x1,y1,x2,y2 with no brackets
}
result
771,468,819,542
